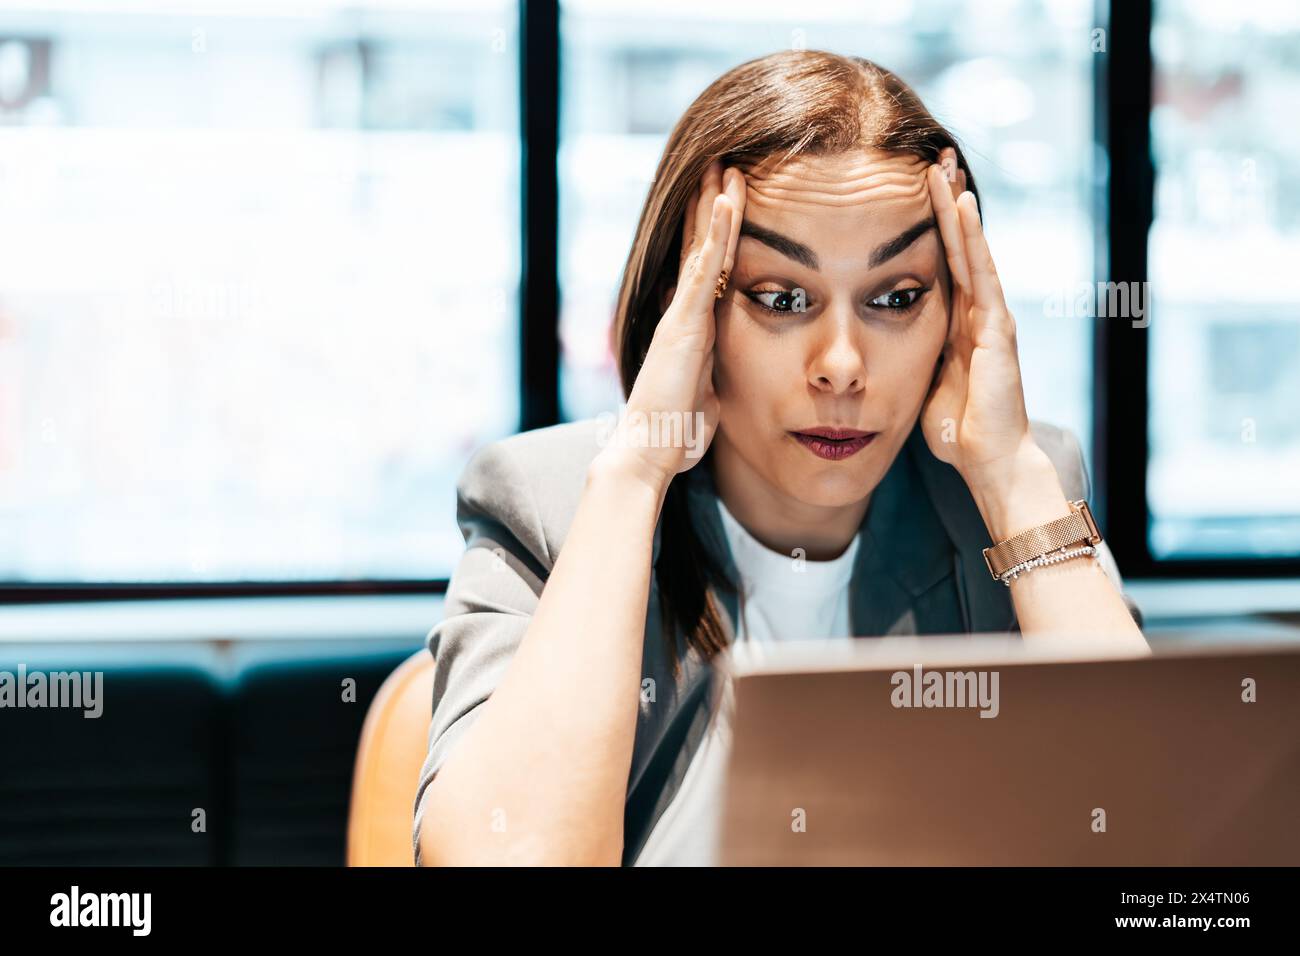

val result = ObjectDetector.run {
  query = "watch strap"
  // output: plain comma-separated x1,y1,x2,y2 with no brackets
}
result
982,499,1100,580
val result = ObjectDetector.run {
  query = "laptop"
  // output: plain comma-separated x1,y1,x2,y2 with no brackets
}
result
713,632,1300,865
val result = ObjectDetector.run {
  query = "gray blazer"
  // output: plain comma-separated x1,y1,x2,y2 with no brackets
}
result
412,417,1141,865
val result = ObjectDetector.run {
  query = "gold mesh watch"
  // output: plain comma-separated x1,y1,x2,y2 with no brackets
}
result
981,499,1102,581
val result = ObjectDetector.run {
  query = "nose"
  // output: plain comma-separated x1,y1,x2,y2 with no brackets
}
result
808,306,866,395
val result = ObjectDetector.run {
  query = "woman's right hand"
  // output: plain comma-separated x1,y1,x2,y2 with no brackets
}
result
599,160,746,486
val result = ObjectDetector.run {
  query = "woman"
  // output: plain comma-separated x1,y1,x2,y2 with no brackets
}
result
414,50,1148,867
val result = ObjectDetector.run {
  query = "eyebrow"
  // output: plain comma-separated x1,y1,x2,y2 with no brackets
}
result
739,216,937,271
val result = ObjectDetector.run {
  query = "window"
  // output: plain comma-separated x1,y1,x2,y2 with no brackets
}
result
2,0,1291,596
0,0,519,583
1148,1,1300,558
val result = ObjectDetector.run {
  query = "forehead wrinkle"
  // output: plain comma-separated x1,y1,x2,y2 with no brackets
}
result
734,151,939,274
742,152,931,208
746,176,928,209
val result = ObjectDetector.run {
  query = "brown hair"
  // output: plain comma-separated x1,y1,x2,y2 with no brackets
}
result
612,50,982,674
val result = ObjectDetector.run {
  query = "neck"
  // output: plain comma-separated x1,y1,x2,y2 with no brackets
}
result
710,436,871,561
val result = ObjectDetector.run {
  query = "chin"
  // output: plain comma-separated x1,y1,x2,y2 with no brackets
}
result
775,464,877,509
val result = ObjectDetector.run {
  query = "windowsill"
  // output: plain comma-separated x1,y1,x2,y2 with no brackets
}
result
0,580,1296,646
0,593,445,643
1124,578,1300,619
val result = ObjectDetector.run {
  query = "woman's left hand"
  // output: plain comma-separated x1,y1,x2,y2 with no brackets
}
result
919,157,1038,490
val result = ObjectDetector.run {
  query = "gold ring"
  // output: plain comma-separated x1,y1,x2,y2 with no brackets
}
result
714,268,730,299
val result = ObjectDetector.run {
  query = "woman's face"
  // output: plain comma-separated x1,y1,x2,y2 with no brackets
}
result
712,147,952,510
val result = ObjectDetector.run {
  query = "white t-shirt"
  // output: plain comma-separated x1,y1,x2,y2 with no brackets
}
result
633,497,861,865
716,496,859,644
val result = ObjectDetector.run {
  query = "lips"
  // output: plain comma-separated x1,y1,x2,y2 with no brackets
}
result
789,427,878,461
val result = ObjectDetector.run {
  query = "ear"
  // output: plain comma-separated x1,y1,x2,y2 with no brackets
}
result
937,146,966,198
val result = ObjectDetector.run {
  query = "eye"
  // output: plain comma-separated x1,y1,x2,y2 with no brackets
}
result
744,285,929,316
868,286,927,312
744,287,808,315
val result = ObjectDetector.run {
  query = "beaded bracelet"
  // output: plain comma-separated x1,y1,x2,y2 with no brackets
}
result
996,543,1097,587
